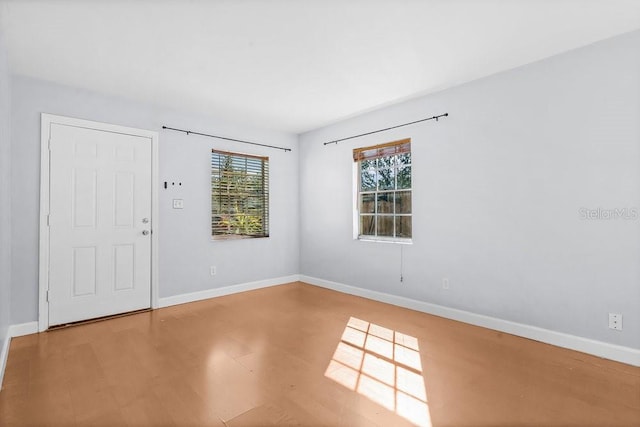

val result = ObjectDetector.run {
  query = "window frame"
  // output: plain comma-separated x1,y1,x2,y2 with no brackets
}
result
211,149,270,241
354,138,412,244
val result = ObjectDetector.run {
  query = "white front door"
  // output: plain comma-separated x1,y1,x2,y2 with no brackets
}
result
47,123,152,326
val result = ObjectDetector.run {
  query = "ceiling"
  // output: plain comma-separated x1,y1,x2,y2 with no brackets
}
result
2,0,640,134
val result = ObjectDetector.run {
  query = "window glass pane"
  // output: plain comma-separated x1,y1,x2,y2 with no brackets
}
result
396,216,412,238
377,216,394,237
397,165,411,189
360,159,377,191
360,193,375,213
360,215,375,236
377,193,394,214
395,191,411,214
377,157,395,190
398,152,411,167
355,140,411,242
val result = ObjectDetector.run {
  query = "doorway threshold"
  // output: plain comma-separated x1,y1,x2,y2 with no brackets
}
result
47,308,152,331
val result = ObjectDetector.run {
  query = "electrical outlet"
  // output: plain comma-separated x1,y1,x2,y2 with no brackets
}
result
442,278,449,289
609,313,622,331
210,266,217,276
172,199,184,209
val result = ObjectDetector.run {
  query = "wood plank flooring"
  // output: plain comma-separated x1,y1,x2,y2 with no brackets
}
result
0,282,638,426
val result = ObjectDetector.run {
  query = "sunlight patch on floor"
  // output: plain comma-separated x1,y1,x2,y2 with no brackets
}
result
325,317,432,427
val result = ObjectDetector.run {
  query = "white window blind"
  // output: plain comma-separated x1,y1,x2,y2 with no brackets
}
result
211,150,269,240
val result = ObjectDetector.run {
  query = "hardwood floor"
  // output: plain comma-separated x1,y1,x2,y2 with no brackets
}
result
1,282,638,426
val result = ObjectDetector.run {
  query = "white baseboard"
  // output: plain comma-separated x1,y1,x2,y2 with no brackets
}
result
300,275,640,367
158,274,301,308
9,321,39,338
1,321,39,390
3,274,636,391
2,275,301,389
2,276,299,388
0,333,9,390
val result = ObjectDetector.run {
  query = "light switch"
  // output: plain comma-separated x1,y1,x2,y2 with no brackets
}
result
172,199,184,209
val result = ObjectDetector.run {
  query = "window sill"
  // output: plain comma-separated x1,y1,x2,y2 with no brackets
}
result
212,235,270,241
357,236,412,245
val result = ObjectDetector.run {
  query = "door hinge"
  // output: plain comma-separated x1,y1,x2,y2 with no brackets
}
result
48,138,51,151
46,290,49,302
46,214,50,227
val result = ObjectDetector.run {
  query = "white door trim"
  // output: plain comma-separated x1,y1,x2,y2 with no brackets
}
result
38,114,160,332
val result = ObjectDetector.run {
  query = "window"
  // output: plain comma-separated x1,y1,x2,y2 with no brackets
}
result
211,150,269,240
355,138,411,242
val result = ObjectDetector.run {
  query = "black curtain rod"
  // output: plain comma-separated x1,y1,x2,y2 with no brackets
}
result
162,126,292,152
323,113,449,146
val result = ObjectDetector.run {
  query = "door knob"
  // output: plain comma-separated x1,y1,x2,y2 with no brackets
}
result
142,218,149,224
142,230,150,236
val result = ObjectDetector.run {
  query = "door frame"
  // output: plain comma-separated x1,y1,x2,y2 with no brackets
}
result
38,113,160,332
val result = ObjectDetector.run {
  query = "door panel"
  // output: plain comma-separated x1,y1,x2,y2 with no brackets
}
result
48,123,152,326
72,246,97,296
72,168,97,228
113,244,135,290
114,172,135,227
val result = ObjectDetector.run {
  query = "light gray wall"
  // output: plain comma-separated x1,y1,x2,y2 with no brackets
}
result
0,7,11,348
10,76,299,324
299,30,640,349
